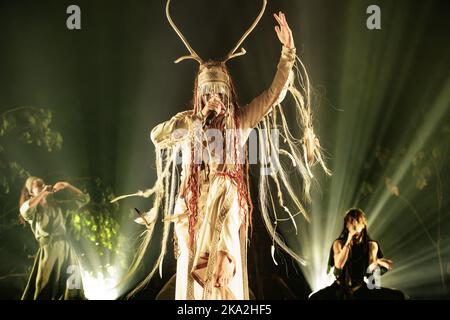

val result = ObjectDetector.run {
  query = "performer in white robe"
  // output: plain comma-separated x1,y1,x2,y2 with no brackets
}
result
116,0,331,300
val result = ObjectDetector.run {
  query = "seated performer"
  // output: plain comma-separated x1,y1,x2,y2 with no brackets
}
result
309,208,405,300
19,176,90,300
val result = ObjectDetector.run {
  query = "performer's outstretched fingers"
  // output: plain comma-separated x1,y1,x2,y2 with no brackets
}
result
275,26,281,36
274,13,283,26
282,12,287,24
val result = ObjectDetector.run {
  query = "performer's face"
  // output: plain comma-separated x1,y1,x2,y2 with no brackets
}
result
201,92,226,115
30,179,45,196
346,217,366,235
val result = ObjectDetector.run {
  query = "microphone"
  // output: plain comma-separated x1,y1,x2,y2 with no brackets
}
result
205,110,217,126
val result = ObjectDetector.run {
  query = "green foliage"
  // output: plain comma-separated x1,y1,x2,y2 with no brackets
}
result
0,107,63,194
0,107,63,151
0,106,125,272
67,178,122,260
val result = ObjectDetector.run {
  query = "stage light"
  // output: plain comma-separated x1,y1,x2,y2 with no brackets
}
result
82,266,121,300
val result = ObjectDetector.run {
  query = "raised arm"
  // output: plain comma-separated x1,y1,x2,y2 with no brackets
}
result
53,181,90,210
53,181,82,195
27,185,52,210
333,240,351,270
150,111,193,148
333,226,358,270
238,12,296,129
19,185,52,222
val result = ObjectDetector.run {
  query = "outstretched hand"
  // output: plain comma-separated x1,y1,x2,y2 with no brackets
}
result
274,12,294,49
42,185,54,195
377,258,393,270
53,181,69,193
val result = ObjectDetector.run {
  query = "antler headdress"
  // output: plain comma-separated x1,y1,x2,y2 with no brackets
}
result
166,0,268,65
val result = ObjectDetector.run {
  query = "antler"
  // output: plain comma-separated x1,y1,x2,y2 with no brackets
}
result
166,0,203,64
224,0,267,63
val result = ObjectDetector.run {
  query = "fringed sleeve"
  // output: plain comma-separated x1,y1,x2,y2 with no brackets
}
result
150,111,192,148
238,46,296,129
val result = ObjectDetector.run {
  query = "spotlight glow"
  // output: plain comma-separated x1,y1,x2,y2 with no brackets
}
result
82,267,121,300
286,1,450,299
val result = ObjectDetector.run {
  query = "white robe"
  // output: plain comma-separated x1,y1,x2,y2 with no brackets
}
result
150,45,296,300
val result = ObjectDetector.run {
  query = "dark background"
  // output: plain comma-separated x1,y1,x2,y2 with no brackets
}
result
0,0,449,299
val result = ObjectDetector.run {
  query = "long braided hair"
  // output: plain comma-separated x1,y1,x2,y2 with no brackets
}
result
182,61,253,248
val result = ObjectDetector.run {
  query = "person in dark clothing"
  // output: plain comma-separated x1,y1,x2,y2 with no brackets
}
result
309,208,405,300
